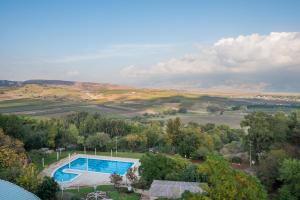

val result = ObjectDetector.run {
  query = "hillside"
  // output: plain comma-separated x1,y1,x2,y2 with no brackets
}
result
0,79,185,102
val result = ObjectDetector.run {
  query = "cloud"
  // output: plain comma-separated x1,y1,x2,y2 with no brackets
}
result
121,32,300,91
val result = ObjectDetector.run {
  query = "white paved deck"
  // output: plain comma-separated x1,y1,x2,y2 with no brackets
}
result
42,153,140,188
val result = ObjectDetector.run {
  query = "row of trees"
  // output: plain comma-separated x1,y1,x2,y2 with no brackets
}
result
0,112,242,156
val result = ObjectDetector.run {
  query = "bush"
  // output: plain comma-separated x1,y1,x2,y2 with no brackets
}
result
191,147,209,160
132,178,148,189
110,173,123,188
36,177,59,200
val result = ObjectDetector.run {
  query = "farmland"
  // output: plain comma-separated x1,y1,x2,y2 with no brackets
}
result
1,82,300,127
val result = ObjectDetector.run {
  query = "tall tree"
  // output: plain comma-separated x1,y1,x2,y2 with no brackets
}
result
277,159,300,200
166,117,183,151
241,112,274,163
198,154,267,200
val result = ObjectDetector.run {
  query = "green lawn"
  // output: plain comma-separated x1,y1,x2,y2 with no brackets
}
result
64,185,140,200
29,150,143,172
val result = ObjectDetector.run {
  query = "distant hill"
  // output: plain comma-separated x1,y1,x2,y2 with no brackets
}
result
0,79,299,103
0,80,22,87
0,79,177,102
0,79,75,87
23,79,75,86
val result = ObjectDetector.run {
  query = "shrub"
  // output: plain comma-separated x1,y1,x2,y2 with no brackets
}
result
191,147,209,160
126,167,138,185
36,177,60,200
110,173,123,188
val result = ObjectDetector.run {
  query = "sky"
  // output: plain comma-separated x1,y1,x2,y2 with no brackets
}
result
1,0,300,92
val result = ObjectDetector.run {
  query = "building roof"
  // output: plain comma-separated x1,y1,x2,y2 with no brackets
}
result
149,180,203,199
0,179,41,200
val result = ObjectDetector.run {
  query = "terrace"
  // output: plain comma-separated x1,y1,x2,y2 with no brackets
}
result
42,153,140,188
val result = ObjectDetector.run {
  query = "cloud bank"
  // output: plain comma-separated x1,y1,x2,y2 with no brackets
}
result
121,32,300,92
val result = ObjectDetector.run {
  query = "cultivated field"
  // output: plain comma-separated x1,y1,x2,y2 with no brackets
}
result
1,82,300,127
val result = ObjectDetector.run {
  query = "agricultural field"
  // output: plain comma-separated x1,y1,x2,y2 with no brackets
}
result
1,82,300,127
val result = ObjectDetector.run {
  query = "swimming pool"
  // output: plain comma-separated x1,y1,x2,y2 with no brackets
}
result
53,157,134,183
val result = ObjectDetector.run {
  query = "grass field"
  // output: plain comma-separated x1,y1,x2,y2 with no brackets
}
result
63,185,140,200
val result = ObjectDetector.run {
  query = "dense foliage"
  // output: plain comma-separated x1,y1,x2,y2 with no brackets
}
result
0,110,299,199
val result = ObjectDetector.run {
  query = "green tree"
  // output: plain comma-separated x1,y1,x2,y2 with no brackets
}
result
178,128,201,157
143,122,162,148
179,164,203,182
277,159,300,200
46,125,57,148
36,177,60,200
241,112,274,163
16,164,40,193
198,154,267,200
139,153,187,185
125,133,146,151
257,149,288,190
61,124,79,147
85,132,111,151
287,111,300,145
166,117,183,150
271,112,289,143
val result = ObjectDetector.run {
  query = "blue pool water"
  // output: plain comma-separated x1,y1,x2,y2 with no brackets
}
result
53,157,134,182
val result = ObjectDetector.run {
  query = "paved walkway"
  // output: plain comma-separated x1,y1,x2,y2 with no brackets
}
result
42,153,140,188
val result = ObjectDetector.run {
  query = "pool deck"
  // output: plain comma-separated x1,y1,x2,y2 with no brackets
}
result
41,153,140,188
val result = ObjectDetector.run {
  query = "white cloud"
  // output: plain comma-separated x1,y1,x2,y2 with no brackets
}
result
121,32,300,77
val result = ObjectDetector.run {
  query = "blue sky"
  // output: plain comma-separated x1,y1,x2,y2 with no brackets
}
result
1,0,300,91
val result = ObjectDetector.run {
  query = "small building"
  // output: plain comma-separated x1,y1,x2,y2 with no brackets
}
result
149,180,203,199
0,179,41,200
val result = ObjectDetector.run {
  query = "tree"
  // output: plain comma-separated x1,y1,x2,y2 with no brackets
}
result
287,111,300,145
36,177,60,200
0,129,27,182
59,124,79,147
46,125,57,148
177,128,201,157
241,112,274,163
257,149,288,191
198,154,267,200
166,117,183,151
277,159,300,200
139,153,188,185
179,164,203,182
16,164,40,193
125,133,146,151
191,146,209,160
143,122,162,148
85,132,111,151
271,112,289,143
